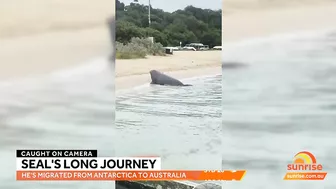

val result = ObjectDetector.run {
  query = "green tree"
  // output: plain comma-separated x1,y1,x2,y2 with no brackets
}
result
201,29,221,48
115,0,222,47
143,27,168,46
116,21,144,43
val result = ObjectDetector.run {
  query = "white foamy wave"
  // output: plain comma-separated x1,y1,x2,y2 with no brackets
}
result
116,72,221,96
181,73,221,82
116,83,150,96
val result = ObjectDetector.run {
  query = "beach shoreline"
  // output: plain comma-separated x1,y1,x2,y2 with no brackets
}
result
116,63,221,90
115,51,221,90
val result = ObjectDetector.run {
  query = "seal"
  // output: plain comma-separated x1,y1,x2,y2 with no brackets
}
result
222,61,247,69
149,70,192,86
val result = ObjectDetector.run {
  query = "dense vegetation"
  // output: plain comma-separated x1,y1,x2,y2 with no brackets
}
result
116,37,165,59
116,0,222,48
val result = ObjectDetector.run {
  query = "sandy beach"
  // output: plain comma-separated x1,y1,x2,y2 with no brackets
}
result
116,51,221,90
116,0,336,90
0,0,113,80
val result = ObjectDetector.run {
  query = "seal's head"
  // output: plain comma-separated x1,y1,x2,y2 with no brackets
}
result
149,70,161,84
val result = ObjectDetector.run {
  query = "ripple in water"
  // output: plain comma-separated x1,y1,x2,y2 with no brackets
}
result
222,30,336,189
116,75,222,170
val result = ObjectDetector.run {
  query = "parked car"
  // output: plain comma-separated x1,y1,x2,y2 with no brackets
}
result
200,45,209,50
182,46,197,51
212,46,222,50
164,47,174,54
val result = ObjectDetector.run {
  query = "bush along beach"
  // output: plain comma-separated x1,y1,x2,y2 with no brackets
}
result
116,37,166,59
115,0,221,51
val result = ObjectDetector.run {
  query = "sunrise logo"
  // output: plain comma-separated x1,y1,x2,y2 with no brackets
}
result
283,151,327,180
287,151,322,171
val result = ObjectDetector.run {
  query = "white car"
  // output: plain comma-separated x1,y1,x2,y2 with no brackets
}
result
200,46,209,51
212,46,222,50
183,46,196,51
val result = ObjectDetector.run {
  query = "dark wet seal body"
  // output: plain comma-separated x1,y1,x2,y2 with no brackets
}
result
149,70,192,86
222,61,248,69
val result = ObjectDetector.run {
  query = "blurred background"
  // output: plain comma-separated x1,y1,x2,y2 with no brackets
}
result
0,0,115,188
222,0,336,188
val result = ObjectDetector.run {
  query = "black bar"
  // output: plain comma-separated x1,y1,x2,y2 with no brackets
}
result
16,150,98,158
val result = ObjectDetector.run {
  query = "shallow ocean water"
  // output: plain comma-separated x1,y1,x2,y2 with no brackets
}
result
115,74,222,171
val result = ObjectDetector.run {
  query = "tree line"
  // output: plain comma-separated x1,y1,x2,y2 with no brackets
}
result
116,0,222,48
